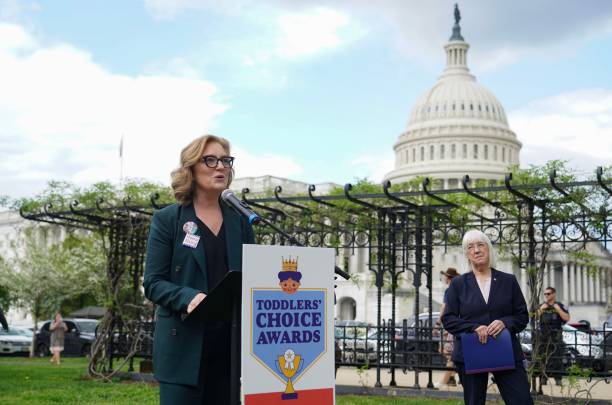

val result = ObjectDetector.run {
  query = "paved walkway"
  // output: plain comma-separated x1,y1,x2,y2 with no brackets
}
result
335,367,612,402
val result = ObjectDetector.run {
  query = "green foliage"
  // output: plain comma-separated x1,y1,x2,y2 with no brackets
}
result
0,357,158,405
0,256,12,310
0,227,107,326
0,358,470,405
13,179,173,216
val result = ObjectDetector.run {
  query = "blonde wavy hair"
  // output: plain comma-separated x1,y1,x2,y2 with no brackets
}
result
171,135,234,205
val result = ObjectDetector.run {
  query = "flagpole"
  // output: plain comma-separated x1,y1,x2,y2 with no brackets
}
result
119,135,124,185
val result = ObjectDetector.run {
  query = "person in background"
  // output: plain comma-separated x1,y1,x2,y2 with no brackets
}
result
49,312,68,365
435,267,460,388
0,306,8,331
538,286,570,386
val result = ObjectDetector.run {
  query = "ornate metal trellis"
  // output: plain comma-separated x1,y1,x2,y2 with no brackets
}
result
19,169,612,388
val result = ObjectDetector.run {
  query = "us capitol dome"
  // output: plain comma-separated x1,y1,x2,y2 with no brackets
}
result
385,6,522,189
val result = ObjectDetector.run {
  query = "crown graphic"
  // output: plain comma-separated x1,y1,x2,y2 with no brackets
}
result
282,257,299,272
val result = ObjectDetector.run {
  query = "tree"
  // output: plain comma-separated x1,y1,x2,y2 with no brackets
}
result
0,227,107,356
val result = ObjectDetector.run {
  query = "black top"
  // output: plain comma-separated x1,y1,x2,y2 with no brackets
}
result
539,301,569,332
0,307,8,331
196,218,229,292
441,269,529,364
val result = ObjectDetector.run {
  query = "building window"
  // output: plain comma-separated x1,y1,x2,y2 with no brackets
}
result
451,144,456,159
405,149,409,163
473,144,478,159
420,146,424,161
484,145,488,160
429,145,434,160
462,144,467,159
412,148,416,162
494,145,498,161
440,144,445,159
502,147,506,162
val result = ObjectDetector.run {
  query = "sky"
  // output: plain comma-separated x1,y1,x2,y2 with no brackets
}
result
1,0,612,199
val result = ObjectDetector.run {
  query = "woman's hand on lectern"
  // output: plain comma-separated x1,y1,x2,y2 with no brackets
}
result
187,293,206,313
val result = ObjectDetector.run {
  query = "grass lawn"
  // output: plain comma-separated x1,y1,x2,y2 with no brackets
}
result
0,356,463,404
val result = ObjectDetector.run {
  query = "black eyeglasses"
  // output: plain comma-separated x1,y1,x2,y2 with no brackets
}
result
544,292,553,296
201,155,234,168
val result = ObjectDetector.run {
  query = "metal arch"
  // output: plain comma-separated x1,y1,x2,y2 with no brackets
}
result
504,173,546,209
308,184,336,208
596,166,612,196
69,200,107,223
422,178,458,208
382,180,421,210
344,183,380,211
43,202,97,228
241,187,287,218
274,186,309,212
548,169,594,215
149,193,162,210
462,175,506,210
123,196,154,216
423,178,496,224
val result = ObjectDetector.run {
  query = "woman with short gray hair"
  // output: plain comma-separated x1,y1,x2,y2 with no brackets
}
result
442,230,532,405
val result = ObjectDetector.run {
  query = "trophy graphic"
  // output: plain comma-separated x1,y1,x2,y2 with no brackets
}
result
276,349,303,400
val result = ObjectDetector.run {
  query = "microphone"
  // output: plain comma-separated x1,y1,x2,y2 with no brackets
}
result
221,189,261,225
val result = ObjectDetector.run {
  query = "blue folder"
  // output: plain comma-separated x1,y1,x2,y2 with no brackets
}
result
460,328,515,374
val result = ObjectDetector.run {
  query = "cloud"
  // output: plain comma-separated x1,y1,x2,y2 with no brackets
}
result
343,0,612,70
509,89,612,171
143,0,612,71
348,151,395,183
0,22,229,198
0,22,308,199
142,0,252,20
276,7,352,59
232,146,303,178
144,1,364,66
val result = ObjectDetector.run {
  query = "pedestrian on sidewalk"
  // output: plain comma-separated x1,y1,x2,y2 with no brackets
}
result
49,312,68,365
435,267,460,388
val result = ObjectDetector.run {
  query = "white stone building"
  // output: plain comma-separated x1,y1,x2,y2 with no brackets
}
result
0,210,67,327
385,15,521,189
334,12,612,327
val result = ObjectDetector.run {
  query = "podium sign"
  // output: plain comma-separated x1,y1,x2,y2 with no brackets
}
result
242,245,335,404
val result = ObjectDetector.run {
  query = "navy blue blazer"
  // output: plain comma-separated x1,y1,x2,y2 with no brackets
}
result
441,268,528,364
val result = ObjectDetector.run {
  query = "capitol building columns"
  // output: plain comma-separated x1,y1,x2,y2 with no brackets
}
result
533,260,610,302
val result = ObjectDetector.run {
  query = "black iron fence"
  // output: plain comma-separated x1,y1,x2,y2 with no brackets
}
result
107,319,612,382
333,321,612,379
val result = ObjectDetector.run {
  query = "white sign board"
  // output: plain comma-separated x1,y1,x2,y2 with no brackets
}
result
242,245,335,405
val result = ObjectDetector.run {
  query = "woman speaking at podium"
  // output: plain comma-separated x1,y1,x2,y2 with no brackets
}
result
442,230,532,405
144,135,255,404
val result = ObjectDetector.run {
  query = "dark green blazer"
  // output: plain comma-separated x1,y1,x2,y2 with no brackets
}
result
143,201,255,386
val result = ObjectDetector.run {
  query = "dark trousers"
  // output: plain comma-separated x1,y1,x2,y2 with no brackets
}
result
160,322,231,405
456,362,533,405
